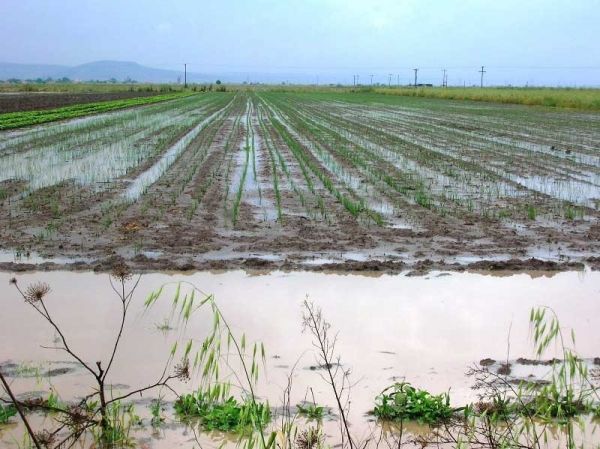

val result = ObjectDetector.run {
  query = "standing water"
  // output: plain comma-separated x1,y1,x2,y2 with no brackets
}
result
0,269,599,448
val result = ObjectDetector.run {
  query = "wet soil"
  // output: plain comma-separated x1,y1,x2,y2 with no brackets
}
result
1,93,598,274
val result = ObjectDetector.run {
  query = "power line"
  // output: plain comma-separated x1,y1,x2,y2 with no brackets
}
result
147,61,600,71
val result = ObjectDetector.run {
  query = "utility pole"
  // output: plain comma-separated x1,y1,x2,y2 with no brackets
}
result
479,65,486,88
184,63,187,88
413,68,419,87
388,73,392,87
397,74,400,86
370,74,374,85
442,68,447,87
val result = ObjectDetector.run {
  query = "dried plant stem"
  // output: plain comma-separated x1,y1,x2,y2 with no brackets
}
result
303,300,355,449
0,369,42,449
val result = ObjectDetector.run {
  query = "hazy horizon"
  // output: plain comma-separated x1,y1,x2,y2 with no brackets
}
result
2,0,599,86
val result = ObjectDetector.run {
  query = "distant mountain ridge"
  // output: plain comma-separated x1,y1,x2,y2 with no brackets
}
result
0,60,334,85
0,60,209,83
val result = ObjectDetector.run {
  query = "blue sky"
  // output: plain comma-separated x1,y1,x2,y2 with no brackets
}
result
1,0,599,85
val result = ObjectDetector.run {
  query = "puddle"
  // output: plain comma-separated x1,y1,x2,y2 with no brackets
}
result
386,222,413,230
141,250,164,260
512,174,600,207
1,269,599,448
453,254,513,264
0,249,91,265
301,257,338,265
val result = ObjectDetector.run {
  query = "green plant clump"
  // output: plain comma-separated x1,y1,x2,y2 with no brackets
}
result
150,398,166,427
175,391,271,433
92,401,141,448
0,404,17,424
297,402,325,420
373,382,455,425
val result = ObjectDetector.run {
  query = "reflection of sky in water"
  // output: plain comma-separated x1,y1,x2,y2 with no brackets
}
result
2,269,599,447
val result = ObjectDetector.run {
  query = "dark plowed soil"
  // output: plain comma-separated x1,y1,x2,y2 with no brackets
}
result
0,91,161,113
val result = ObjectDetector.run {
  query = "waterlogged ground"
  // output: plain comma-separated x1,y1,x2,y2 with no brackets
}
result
1,269,599,448
0,92,599,273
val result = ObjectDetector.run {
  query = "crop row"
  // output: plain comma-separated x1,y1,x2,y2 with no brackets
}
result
266,92,599,223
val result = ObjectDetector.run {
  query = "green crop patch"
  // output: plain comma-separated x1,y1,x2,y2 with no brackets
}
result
0,92,197,130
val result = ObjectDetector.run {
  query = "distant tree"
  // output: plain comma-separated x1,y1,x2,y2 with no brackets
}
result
215,80,222,85
109,78,117,84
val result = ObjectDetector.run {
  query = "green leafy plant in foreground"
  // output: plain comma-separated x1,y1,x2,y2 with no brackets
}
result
373,382,455,425
175,390,271,433
0,403,17,424
297,402,325,420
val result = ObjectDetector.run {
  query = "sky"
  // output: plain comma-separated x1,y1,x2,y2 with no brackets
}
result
1,0,599,86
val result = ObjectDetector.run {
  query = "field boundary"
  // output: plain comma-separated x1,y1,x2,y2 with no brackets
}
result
264,86,600,111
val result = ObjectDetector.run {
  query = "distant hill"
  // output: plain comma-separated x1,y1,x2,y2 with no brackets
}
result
0,60,329,85
0,60,210,83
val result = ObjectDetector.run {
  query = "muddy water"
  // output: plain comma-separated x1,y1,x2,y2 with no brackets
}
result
1,269,599,448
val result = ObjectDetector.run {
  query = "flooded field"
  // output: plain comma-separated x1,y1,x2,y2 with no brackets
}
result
2,90,599,448
1,92,599,273
1,269,599,448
